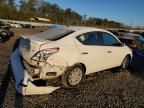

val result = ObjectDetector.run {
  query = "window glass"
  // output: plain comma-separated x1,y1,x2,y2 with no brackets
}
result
35,27,74,41
77,32,103,45
103,32,121,46
138,35,144,42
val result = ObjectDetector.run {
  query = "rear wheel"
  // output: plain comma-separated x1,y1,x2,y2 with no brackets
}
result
62,64,84,88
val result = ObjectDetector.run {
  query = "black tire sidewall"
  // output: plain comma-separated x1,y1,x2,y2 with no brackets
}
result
1,31,7,37
0,37,3,43
121,56,130,70
1,31,8,41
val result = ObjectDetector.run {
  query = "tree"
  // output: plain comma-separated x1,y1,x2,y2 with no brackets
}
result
7,0,15,6
0,0,128,29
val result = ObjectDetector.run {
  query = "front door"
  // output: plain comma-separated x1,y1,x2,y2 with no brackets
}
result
102,32,125,68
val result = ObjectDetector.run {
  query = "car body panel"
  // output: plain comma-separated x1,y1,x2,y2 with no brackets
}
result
10,49,60,95
104,46,127,68
10,26,132,95
18,27,132,78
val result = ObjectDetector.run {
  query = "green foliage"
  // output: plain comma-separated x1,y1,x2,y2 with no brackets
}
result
0,0,126,28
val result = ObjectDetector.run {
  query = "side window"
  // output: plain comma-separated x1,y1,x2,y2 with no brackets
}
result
76,32,103,45
102,32,121,46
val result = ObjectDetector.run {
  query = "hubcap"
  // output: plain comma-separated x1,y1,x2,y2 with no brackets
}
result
1,32,6,36
68,68,82,86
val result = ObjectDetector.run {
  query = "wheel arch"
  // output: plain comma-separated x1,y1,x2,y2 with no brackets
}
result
126,54,132,61
61,62,86,87
72,62,86,74
79,63,86,74
121,54,132,65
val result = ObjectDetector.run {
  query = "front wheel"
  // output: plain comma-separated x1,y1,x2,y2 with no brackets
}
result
121,56,131,71
62,64,84,88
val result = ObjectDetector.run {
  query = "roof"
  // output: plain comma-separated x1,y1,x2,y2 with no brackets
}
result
50,25,106,32
119,32,142,40
120,32,141,37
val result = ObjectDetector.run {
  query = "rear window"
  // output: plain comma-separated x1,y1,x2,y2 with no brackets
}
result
138,35,144,42
35,27,74,41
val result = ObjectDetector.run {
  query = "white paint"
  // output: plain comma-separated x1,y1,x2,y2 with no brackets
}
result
10,26,132,95
10,49,60,95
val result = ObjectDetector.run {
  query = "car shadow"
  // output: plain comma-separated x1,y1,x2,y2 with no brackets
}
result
1,38,144,107
0,37,10,43
0,64,12,107
0,38,23,108
129,55,144,78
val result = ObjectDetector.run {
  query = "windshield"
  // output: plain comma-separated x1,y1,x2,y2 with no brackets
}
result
35,27,74,41
138,35,144,42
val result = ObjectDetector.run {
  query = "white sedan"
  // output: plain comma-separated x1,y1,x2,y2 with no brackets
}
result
11,26,132,95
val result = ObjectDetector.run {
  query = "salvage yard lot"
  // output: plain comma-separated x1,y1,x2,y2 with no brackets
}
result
0,28,144,108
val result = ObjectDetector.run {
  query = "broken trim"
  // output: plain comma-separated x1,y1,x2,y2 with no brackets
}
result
10,49,60,95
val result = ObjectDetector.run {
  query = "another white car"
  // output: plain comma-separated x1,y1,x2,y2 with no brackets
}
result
11,26,132,95
9,23,22,28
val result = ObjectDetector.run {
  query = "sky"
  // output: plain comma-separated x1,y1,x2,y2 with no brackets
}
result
46,0,144,27
17,0,144,27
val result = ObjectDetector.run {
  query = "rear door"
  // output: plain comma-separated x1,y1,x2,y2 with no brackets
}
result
101,32,125,68
75,31,106,74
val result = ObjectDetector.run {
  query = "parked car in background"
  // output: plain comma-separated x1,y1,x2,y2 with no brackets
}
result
108,30,144,49
9,23,22,28
117,30,129,33
0,21,10,30
118,33,144,49
117,32,144,56
0,28,14,42
0,28,9,42
141,32,144,37
22,24,34,29
11,26,132,94
108,30,120,36
108,29,129,37
132,31,144,38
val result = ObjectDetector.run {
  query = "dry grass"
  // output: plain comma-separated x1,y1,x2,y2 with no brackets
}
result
0,27,47,75
0,28,144,108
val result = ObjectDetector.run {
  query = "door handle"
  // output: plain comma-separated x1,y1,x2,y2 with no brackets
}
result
81,52,88,55
107,51,112,53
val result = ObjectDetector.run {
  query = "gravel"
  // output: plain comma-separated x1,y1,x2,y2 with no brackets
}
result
0,28,144,108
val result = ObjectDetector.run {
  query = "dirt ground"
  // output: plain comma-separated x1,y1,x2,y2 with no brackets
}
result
0,28,144,108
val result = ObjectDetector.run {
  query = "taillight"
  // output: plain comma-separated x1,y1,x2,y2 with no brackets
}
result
31,47,59,62
132,40,136,44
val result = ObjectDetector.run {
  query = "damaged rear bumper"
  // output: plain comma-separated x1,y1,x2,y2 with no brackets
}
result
10,49,60,95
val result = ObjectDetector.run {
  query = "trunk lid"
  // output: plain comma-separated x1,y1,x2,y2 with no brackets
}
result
19,35,52,64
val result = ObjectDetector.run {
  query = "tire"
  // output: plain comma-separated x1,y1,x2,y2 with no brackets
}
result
121,56,131,71
1,31,8,42
62,64,84,88
0,36,3,43
1,31,7,37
